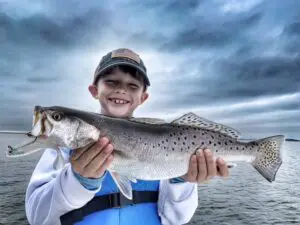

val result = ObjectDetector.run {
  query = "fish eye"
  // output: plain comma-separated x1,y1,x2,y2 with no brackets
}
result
52,112,63,121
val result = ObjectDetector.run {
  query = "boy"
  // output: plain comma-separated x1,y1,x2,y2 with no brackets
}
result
25,48,229,225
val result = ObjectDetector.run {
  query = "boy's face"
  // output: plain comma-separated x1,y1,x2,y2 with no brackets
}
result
89,67,149,118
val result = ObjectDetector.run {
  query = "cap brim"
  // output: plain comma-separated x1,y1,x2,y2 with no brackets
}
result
94,59,150,86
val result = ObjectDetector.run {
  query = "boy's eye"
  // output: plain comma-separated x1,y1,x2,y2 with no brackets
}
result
129,84,139,89
105,80,117,85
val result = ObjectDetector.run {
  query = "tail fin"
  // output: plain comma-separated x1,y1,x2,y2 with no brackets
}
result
252,135,285,182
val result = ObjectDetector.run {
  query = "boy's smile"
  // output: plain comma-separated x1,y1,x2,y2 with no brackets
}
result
89,67,148,118
108,98,130,104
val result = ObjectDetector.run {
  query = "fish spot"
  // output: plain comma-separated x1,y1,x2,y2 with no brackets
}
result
170,134,173,137
236,147,238,150
211,136,214,139
174,141,177,145
172,148,175,151
214,143,217,146
178,137,180,140
209,141,212,144
225,142,228,145
166,139,169,142
216,149,219,152
192,142,195,145
180,132,183,135
193,135,196,138
164,146,166,149
218,141,221,145
162,141,164,144
201,142,204,145
183,142,186,145
158,143,160,147
184,137,187,140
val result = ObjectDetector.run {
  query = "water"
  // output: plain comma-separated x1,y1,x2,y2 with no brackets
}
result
0,134,299,225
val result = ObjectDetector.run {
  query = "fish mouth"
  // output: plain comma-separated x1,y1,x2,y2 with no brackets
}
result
31,106,52,137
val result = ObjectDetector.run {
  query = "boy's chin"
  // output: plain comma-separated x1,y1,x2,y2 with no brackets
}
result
106,106,133,118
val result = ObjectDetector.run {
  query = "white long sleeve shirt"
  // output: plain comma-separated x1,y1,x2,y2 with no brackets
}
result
25,148,198,225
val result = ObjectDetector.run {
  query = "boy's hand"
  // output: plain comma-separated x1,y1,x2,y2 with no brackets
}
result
181,148,229,183
70,137,114,179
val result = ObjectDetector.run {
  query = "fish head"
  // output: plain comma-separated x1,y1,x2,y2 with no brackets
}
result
30,105,100,149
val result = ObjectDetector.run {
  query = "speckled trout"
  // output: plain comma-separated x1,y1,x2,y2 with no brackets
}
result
6,105,285,199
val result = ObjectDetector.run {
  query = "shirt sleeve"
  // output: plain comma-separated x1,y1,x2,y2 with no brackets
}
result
158,180,198,225
72,169,107,191
25,148,102,225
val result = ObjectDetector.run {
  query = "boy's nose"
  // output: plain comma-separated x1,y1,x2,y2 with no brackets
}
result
114,85,127,94
115,88,126,94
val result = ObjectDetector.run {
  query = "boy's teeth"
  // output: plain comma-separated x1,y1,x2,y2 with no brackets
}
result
112,99,127,104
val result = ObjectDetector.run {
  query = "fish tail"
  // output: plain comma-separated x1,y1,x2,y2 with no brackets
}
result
251,135,285,182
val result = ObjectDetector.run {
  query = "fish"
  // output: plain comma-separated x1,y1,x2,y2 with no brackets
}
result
6,105,285,199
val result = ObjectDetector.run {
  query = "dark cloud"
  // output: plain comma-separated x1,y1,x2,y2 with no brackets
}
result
165,0,202,12
214,56,300,96
284,21,300,36
160,11,263,51
0,9,110,48
146,53,300,113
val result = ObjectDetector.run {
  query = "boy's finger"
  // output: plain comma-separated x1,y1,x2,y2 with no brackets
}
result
187,155,198,181
70,142,95,161
204,149,216,179
216,158,229,177
84,143,114,172
95,155,114,178
196,149,207,182
76,137,110,166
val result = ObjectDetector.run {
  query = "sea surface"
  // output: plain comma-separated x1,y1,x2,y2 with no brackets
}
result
0,134,299,225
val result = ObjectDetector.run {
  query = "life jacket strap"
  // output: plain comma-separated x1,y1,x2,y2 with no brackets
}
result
60,191,159,225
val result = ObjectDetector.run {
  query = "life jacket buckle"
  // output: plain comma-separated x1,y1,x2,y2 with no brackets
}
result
109,192,134,208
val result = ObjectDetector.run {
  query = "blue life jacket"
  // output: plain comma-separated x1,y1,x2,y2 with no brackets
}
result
72,172,162,225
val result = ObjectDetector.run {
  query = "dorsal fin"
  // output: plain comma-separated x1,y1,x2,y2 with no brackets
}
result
171,112,240,139
130,117,166,125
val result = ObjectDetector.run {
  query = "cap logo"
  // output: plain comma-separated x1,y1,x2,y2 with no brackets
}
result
111,49,141,64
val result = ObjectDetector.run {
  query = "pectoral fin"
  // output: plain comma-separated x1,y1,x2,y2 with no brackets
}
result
128,177,137,183
53,148,66,170
110,171,133,200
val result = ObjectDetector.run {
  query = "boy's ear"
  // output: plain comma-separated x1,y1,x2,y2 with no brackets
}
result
88,85,99,99
140,92,149,104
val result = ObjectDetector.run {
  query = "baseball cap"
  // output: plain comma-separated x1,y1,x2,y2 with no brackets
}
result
93,48,150,86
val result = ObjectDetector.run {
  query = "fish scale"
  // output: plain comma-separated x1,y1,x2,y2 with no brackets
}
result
6,105,285,200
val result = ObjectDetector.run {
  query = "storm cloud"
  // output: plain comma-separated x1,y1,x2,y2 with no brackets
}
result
0,0,299,139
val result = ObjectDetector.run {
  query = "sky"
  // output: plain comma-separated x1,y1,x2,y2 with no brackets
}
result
0,0,299,139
